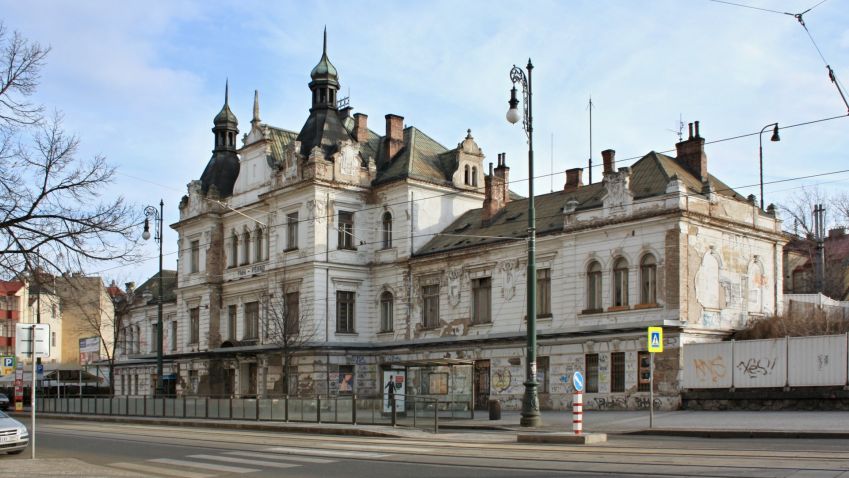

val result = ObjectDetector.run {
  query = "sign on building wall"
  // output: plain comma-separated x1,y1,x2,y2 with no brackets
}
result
0,356,14,376
79,337,100,365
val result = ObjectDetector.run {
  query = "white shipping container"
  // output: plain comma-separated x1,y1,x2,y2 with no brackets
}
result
732,338,787,388
787,335,848,387
683,342,732,389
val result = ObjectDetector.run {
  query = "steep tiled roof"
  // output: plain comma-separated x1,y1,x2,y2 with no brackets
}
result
417,151,745,256
373,127,456,186
0,280,24,295
266,126,298,165
133,270,178,305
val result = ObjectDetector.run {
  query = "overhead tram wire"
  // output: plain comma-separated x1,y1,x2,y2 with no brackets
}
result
708,0,849,113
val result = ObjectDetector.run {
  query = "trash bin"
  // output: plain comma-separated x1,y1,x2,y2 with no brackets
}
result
488,399,501,420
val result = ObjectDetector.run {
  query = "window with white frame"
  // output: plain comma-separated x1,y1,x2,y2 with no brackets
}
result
613,257,629,307
381,212,392,249
640,254,657,305
286,212,299,250
338,211,355,249
379,291,393,333
586,261,602,311
471,277,491,324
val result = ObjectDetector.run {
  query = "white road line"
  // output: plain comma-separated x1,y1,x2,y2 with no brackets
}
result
108,462,213,478
328,443,440,453
265,446,391,458
188,454,301,469
149,458,260,474
224,450,334,463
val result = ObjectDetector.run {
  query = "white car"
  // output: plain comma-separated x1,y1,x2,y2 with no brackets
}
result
0,411,28,455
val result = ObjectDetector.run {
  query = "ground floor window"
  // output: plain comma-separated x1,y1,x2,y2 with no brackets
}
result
585,354,599,393
536,356,550,394
638,351,651,392
611,352,625,393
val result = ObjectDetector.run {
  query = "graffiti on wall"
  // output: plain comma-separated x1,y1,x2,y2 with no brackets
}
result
693,356,727,383
736,357,777,378
492,368,512,393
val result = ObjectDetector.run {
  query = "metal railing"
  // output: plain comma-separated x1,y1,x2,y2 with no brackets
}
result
36,394,474,434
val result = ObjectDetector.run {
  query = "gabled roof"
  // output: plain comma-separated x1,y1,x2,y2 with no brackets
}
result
0,280,24,295
417,151,746,256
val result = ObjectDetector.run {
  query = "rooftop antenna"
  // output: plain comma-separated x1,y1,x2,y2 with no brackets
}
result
587,96,595,184
550,133,554,193
667,114,685,142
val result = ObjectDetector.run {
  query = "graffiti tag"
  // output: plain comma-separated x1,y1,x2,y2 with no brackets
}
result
693,356,727,383
736,357,776,378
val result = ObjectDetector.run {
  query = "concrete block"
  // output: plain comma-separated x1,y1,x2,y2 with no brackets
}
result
516,432,607,444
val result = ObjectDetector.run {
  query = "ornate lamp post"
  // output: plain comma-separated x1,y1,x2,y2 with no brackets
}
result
758,123,780,210
506,59,541,427
143,200,165,396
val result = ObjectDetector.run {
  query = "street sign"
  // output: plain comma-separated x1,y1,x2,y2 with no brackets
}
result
0,356,14,376
648,327,663,353
15,323,51,358
36,363,44,380
572,370,585,392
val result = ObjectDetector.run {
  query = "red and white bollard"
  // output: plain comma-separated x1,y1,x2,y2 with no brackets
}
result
572,391,583,435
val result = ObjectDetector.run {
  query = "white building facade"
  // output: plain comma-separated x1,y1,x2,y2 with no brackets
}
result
158,39,785,410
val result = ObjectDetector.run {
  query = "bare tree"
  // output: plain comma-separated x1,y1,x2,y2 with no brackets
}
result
262,287,317,396
0,24,140,279
779,185,835,236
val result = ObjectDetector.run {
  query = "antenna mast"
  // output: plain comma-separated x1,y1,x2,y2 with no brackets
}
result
587,97,595,184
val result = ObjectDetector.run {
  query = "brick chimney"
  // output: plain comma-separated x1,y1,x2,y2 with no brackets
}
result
384,114,404,161
482,162,507,222
564,167,584,192
494,153,510,204
353,113,369,143
675,121,708,182
601,149,615,174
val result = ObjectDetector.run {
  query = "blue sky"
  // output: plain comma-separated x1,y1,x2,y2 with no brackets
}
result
3,0,848,284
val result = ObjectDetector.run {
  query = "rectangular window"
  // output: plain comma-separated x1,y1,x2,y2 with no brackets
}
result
285,292,300,335
422,284,440,328
338,211,355,249
471,277,491,324
585,354,599,393
338,365,354,395
190,240,200,273
189,307,200,344
587,268,602,311
638,352,651,392
611,352,625,393
380,293,393,333
336,291,355,333
286,212,299,250
537,268,551,317
244,302,259,340
189,370,199,394
228,304,237,340
537,356,549,394
171,320,178,352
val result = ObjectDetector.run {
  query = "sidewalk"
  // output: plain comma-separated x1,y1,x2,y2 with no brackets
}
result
13,408,849,439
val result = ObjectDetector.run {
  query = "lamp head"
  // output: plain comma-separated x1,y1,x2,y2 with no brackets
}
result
771,124,780,142
506,86,521,124
142,218,151,241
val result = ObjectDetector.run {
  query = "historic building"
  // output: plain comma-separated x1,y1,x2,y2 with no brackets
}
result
147,34,786,410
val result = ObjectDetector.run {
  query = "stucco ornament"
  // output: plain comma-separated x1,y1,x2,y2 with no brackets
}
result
500,259,519,301
339,146,357,177
447,268,463,307
282,142,299,181
306,199,326,224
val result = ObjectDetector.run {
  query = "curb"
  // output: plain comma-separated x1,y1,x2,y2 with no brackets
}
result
626,428,849,439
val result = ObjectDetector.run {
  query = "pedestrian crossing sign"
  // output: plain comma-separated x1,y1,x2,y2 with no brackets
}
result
648,327,663,353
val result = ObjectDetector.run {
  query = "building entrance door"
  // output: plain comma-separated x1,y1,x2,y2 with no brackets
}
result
473,360,490,410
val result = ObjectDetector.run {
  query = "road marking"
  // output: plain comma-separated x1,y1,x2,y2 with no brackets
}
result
328,442,440,453
265,446,391,458
149,458,259,474
108,462,213,478
224,450,334,463
188,454,301,469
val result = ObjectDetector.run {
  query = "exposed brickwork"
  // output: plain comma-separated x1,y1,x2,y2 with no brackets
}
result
384,114,404,161
482,162,506,222
353,113,368,143
675,121,708,182
601,149,615,174
665,228,681,311
564,167,583,192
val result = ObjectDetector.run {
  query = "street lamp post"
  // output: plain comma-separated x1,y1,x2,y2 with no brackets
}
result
506,59,541,428
758,123,780,210
143,200,165,397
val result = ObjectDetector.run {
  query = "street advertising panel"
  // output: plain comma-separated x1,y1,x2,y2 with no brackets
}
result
382,371,405,413
79,337,100,365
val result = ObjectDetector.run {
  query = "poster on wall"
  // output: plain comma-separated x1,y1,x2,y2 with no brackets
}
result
79,337,100,365
382,371,405,413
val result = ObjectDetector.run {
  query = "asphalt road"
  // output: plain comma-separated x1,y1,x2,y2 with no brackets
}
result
6,418,849,477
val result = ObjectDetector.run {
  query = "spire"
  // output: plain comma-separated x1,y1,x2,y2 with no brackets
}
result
251,89,260,125
309,29,339,110
225,78,229,106
323,26,327,55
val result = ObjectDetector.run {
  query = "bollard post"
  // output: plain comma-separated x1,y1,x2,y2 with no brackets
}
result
317,395,322,424
572,391,583,435
352,394,357,425
391,395,397,427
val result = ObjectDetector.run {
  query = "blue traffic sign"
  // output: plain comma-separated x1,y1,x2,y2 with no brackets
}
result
572,371,585,392
3,357,13,367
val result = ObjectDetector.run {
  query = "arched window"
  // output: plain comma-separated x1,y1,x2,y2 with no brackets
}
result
613,258,629,307
228,231,236,267
464,165,470,185
640,254,657,305
587,261,602,311
471,166,478,187
382,212,392,249
254,227,264,262
380,291,393,333
241,229,251,265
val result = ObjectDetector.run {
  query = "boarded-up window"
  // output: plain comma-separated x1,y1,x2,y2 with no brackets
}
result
611,352,625,393
585,354,599,393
